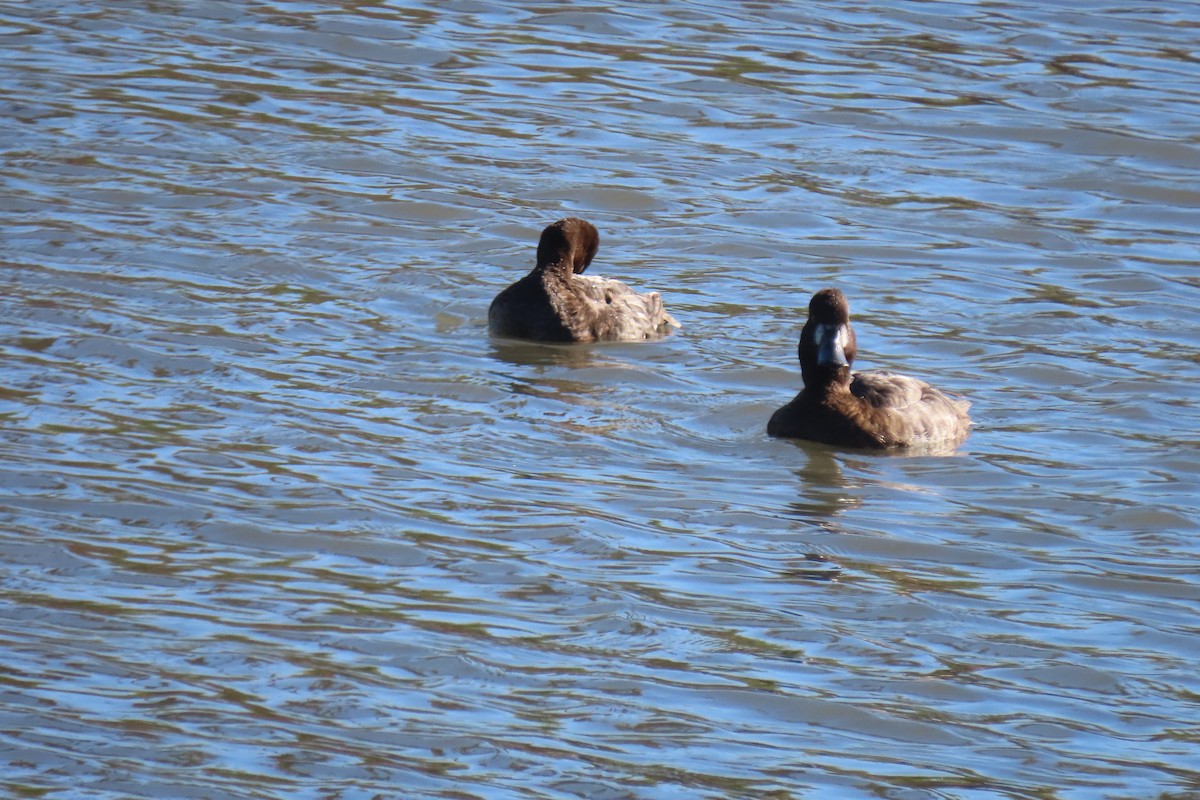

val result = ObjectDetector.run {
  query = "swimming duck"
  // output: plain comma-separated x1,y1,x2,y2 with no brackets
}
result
768,288,971,450
488,217,680,343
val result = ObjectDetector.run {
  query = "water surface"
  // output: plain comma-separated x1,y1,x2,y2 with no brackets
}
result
3,1,1199,798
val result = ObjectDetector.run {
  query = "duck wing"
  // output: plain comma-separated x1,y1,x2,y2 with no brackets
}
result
850,370,971,448
850,370,928,410
573,274,680,341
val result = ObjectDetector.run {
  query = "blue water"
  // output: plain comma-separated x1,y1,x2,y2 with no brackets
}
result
2,2,1199,798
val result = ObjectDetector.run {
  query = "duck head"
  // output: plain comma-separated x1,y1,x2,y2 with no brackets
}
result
536,217,600,275
799,288,857,388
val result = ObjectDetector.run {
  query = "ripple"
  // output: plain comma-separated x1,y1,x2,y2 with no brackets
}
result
3,0,1200,798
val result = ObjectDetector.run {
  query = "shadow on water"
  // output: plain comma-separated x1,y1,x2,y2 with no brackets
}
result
488,334,682,369
488,337,607,369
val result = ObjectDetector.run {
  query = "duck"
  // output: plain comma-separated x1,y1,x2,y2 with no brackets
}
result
767,288,971,450
488,217,680,343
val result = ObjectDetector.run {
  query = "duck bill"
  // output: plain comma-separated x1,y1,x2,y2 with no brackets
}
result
816,323,850,368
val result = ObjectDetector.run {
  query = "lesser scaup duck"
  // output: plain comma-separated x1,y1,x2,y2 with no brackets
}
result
488,217,680,343
768,288,971,450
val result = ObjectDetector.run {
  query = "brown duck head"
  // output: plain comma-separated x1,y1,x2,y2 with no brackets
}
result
535,217,600,276
799,288,858,389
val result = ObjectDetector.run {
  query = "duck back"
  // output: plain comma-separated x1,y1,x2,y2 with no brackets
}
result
573,274,680,341
847,370,971,448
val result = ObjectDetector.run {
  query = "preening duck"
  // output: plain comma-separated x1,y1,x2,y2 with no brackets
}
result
488,217,680,343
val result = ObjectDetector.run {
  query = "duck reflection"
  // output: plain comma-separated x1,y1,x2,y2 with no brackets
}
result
486,339,622,434
784,443,865,523
488,338,605,370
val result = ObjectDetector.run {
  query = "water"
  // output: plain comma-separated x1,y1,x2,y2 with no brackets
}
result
2,1,1199,798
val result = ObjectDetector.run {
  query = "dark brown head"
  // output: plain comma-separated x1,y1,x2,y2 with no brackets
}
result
798,288,857,388
536,217,600,275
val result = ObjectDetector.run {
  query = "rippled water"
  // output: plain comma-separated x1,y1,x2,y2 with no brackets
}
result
3,1,1199,798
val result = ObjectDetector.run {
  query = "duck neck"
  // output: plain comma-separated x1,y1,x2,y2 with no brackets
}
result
803,365,852,398
535,259,575,284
